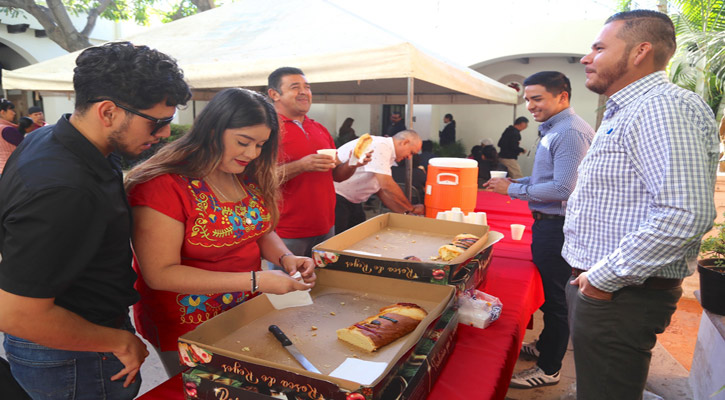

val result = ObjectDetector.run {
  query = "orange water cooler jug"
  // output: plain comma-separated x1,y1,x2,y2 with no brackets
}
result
424,157,478,218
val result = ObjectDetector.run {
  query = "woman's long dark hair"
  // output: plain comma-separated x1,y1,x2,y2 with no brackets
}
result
124,88,281,225
339,117,354,131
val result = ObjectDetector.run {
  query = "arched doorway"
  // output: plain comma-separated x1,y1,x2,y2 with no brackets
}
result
1,40,40,120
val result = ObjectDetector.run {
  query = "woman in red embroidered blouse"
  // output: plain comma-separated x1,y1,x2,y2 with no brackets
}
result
124,88,316,376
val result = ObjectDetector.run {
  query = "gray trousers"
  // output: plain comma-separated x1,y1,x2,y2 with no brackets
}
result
267,227,335,270
566,281,681,400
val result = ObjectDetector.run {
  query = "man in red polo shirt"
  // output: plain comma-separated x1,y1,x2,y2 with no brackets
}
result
267,67,369,268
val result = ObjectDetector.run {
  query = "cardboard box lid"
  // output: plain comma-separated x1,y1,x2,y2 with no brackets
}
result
314,213,502,264
179,269,455,391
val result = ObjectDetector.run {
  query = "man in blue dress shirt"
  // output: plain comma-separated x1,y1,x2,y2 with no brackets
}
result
563,10,718,399
486,71,595,389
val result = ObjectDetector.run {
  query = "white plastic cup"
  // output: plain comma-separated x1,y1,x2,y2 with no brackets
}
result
464,213,476,224
316,149,337,159
446,210,464,222
511,224,525,240
464,212,487,225
436,211,447,220
476,212,487,226
490,171,508,179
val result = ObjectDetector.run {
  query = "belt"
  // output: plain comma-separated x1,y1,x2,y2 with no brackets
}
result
532,211,565,221
571,268,682,290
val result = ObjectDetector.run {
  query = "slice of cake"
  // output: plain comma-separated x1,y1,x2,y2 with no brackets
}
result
336,303,427,352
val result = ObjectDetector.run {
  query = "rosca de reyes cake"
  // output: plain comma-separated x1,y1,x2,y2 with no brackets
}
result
336,303,428,352
437,233,480,261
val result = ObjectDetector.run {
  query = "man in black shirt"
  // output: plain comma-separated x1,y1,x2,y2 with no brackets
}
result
497,116,529,179
0,42,190,399
386,111,406,136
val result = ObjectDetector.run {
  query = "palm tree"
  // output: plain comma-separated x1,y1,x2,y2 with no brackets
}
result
668,0,725,120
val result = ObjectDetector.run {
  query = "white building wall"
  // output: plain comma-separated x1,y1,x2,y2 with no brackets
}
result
306,104,376,140
176,101,208,126
37,92,75,123
431,56,601,176
411,105,432,140
307,104,336,135
332,104,372,137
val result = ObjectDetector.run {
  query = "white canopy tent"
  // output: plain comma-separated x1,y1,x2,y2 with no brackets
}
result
2,0,517,198
2,0,516,105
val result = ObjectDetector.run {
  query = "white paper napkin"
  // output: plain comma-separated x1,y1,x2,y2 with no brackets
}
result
264,271,313,309
330,358,388,385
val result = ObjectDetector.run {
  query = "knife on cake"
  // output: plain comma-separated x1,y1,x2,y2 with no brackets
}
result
269,325,321,374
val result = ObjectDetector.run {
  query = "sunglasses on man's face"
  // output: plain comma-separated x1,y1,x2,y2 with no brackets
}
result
88,99,175,136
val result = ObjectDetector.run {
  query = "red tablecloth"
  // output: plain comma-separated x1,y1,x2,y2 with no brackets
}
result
475,190,533,261
427,190,541,400
138,191,544,400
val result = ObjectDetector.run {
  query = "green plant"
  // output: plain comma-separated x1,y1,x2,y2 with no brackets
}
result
169,123,192,143
700,216,725,268
669,0,725,120
121,123,191,170
432,140,467,158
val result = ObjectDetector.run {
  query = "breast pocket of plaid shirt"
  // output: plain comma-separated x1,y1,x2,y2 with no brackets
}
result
578,130,633,211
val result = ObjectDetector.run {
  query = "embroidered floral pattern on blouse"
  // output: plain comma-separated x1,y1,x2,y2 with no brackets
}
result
183,176,271,247
177,291,254,324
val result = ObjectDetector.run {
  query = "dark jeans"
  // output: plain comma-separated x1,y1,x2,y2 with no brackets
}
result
566,282,681,400
4,316,141,400
530,218,571,375
334,194,366,234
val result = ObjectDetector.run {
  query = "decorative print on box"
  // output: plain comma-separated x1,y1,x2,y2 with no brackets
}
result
312,251,339,267
180,349,347,399
179,342,213,368
178,301,458,400
311,245,493,291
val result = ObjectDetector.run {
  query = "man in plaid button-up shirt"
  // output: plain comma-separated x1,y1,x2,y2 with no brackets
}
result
562,10,719,399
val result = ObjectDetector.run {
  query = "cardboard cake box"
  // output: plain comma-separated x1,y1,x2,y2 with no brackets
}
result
312,213,503,291
178,269,458,400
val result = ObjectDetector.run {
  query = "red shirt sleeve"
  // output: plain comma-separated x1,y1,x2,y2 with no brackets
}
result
128,174,187,222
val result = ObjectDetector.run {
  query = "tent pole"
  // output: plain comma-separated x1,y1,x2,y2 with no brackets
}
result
404,77,414,203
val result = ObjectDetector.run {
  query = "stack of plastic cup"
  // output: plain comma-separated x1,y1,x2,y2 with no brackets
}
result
436,208,487,226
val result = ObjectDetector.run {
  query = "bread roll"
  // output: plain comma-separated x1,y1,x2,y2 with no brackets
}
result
336,303,427,352
353,133,372,158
